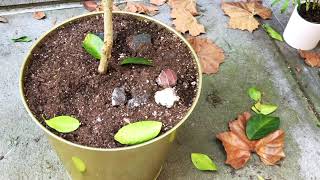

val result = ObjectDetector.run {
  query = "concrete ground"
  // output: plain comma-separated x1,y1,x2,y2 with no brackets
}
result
0,0,320,180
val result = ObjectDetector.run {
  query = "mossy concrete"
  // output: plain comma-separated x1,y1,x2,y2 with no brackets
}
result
0,0,319,179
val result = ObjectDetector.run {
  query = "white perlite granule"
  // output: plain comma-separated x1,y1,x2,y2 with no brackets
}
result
154,88,180,108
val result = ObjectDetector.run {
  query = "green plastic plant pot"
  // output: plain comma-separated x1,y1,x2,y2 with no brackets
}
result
19,11,202,180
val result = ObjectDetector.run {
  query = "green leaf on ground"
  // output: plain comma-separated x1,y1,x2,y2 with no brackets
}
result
45,116,80,133
280,0,290,13
191,153,217,171
83,33,103,59
120,57,153,66
254,102,278,115
251,105,261,114
246,114,280,140
257,175,265,180
248,87,261,101
262,24,284,42
72,156,86,173
317,122,320,128
12,36,32,42
114,121,162,145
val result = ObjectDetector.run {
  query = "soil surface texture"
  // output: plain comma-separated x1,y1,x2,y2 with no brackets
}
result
23,13,199,148
298,3,320,24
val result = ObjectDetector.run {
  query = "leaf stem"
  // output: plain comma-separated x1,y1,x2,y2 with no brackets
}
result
98,0,113,74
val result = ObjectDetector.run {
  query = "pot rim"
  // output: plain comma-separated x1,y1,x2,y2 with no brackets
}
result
19,11,203,152
293,4,320,26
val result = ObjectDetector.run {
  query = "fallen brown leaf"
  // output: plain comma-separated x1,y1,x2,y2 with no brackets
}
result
172,9,205,36
216,112,255,169
151,0,167,6
125,2,159,16
221,2,272,32
255,130,285,165
168,0,198,16
188,37,224,74
217,112,285,169
33,11,46,20
0,16,8,23
83,0,98,12
97,3,119,11
299,50,320,68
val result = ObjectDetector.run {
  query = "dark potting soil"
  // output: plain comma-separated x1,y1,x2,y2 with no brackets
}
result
298,3,320,24
23,14,199,148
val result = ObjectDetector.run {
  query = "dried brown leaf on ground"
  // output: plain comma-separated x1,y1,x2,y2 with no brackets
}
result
221,2,272,32
172,9,205,36
83,0,98,12
124,2,159,16
97,3,119,11
151,0,167,6
188,37,224,74
168,0,198,16
217,112,285,169
0,16,8,23
33,11,46,20
168,0,204,36
255,130,285,165
299,50,320,68
216,112,255,169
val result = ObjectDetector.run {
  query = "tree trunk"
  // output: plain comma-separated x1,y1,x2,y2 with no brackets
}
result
98,0,113,74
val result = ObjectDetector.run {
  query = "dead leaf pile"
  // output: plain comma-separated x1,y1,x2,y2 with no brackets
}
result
169,0,205,36
124,2,159,16
216,112,285,169
188,37,225,74
299,50,320,68
33,11,46,20
221,1,272,32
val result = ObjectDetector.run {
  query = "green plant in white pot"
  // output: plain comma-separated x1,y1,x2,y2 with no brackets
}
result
274,0,320,50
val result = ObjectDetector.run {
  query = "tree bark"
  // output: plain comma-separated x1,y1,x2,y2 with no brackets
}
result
98,0,113,74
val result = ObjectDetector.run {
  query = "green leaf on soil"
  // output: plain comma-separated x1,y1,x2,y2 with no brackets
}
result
72,156,86,173
246,114,280,140
45,116,80,133
12,36,32,42
191,153,217,171
254,102,278,115
120,57,153,66
280,0,290,13
83,33,103,59
262,24,284,42
248,87,261,101
114,121,162,145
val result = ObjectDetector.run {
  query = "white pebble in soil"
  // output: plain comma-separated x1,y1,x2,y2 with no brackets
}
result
111,87,126,106
154,88,180,108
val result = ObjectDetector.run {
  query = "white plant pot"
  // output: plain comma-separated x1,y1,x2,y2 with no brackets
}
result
283,5,320,50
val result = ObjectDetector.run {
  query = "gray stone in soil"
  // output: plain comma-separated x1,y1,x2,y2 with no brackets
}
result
127,94,149,109
126,33,152,51
111,87,126,106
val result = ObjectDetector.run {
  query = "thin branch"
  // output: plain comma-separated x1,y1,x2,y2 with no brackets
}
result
98,0,113,74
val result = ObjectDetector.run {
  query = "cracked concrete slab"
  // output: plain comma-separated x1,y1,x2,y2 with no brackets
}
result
0,0,319,180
